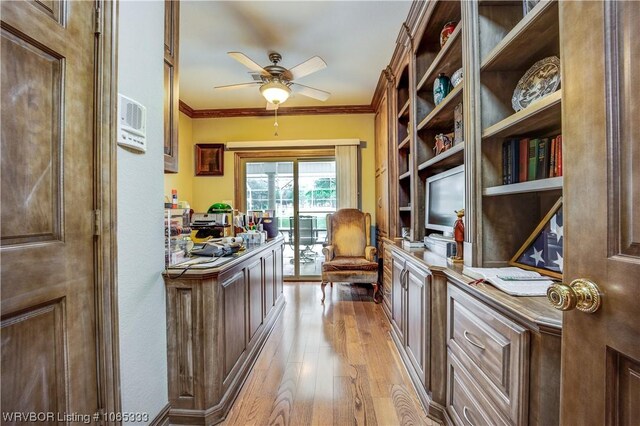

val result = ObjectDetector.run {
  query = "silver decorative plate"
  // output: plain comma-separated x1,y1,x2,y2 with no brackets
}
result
512,56,561,112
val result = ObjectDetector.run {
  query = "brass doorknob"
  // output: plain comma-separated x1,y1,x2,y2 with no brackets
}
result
547,279,602,313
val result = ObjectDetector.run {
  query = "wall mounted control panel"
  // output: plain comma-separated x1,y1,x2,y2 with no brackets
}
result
117,94,147,152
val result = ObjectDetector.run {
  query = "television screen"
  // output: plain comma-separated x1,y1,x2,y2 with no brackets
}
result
425,165,465,233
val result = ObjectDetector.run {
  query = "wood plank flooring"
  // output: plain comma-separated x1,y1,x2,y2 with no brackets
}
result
222,282,440,426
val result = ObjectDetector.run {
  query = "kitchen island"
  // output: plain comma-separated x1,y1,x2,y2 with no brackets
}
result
163,236,285,425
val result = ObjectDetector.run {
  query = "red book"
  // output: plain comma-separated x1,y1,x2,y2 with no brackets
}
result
519,138,529,182
549,137,556,178
557,135,563,176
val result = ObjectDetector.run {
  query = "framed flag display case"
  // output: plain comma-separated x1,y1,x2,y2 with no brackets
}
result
510,197,563,279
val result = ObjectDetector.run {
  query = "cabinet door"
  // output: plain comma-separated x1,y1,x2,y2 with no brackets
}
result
391,251,405,340
247,259,263,340
405,261,430,387
222,270,246,379
263,250,275,318
274,243,284,300
375,172,389,237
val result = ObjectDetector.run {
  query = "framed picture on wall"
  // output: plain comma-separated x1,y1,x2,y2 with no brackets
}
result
195,144,224,176
510,197,563,279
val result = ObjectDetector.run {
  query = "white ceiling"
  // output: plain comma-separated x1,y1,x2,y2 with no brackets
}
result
179,1,412,110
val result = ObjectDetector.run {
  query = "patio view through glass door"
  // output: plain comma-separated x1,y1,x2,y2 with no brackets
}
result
245,159,336,278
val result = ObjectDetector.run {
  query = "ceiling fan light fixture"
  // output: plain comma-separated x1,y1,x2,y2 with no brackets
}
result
260,81,291,105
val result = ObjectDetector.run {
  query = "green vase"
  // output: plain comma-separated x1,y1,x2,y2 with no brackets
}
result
433,73,452,105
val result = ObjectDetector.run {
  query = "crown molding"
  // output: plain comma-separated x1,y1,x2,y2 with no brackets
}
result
178,101,374,119
179,100,195,118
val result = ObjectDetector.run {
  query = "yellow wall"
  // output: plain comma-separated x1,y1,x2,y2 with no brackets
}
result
166,113,376,219
164,112,194,205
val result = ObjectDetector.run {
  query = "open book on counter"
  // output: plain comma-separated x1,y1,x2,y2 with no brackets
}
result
462,266,555,296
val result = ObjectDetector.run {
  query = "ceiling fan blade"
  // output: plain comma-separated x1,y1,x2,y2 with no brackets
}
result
228,52,270,76
289,56,327,80
214,82,257,90
292,83,330,101
266,102,278,111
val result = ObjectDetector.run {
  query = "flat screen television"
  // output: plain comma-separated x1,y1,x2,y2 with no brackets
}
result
425,165,465,236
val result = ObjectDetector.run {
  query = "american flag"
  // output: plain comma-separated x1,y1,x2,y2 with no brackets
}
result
516,206,563,274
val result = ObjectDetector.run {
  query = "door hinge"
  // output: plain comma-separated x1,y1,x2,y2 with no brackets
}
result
94,3,103,35
93,210,102,236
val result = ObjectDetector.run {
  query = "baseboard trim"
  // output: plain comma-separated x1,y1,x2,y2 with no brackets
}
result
149,403,170,426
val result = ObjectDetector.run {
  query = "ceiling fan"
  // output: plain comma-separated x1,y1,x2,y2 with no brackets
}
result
215,51,330,109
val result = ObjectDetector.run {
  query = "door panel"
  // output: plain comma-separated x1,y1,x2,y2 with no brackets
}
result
247,259,262,339
391,252,405,340
222,271,247,379
1,0,98,417
405,262,429,386
263,250,275,317
560,2,640,424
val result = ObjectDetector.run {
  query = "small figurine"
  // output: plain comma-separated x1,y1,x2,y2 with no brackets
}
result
451,208,465,263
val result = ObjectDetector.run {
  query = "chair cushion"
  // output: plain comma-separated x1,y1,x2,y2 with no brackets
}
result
322,256,378,272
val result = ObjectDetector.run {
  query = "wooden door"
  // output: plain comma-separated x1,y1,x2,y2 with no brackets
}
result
559,2,640,424
391,251,405,340
1,0,101,418
404,261,430,387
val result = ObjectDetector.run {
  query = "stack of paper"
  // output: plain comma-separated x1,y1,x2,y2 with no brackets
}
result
462,266,554,296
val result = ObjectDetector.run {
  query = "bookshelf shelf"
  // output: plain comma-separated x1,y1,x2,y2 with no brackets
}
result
399,170,411,181
418,143,464,171
417,84,463,131
483,176,563,196
398,134,411,150
398,99,410,118
481,0,559,72
482,90,561,139
417,24,463,92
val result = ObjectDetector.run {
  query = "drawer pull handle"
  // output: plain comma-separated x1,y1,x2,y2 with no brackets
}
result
463,406,476,426
463,330,485,350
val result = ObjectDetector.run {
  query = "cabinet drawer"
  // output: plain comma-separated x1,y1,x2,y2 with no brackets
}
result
447,284,528,424
447,349,508,426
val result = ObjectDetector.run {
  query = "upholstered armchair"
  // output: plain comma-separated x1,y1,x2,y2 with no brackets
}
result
320,209,379,303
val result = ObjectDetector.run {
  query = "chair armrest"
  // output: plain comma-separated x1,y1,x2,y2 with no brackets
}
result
322,245,335,261
365,246,377,262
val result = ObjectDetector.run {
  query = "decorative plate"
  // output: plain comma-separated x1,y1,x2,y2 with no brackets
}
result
512,56,560,112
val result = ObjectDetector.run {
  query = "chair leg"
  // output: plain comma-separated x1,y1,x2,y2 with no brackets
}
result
321,282,327,303
330,282,333,287
372,283,380,303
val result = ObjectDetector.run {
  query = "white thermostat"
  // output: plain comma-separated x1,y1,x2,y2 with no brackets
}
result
117,94,147,152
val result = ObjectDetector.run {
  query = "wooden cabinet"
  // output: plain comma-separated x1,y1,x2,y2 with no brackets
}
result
380,239,560,425
447,284,528,425
164,238,285,424
385,242,446,417
445,279,561,426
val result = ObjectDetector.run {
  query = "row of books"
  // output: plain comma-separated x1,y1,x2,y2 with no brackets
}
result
502,135,562,185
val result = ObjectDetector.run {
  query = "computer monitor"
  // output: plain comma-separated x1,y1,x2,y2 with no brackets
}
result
425,165,465,236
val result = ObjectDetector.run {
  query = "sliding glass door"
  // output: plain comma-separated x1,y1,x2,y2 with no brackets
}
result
244,158,336,279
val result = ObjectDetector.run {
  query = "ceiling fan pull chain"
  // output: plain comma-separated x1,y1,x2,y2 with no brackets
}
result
274,107,279,136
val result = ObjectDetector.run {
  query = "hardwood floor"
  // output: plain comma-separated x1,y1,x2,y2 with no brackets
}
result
222,282,439,426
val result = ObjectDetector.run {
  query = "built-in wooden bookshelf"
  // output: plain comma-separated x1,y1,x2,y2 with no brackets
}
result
476,0,563,268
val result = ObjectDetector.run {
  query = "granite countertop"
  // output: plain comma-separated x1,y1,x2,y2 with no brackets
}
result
164,236,284,279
